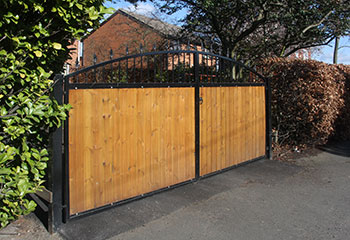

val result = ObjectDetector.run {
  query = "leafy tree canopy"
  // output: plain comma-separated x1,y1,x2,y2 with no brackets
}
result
0,0,112,228
153,0,350,62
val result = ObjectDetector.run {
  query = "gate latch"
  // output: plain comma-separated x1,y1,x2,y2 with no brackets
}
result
199,97,203,105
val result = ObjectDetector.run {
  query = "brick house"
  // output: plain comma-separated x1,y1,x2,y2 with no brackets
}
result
81,9,181,68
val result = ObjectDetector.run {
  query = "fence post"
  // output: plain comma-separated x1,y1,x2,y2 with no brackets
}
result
49,74,65,231
194,52,200,178
265,77,273,160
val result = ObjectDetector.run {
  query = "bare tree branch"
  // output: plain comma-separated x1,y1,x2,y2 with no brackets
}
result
301,10,333,35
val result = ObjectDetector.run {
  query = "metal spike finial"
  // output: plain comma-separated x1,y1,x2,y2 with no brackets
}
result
126,45,129,55
187,40,190,50
109,49,114,60
93,54,97,65
75,57,79,68
140,43,143,53
153,43,156,51
227,48,230,57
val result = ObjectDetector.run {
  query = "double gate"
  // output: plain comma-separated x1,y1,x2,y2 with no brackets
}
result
55,50,271,221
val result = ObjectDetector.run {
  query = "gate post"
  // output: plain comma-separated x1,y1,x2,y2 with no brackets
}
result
49,74,65,231
265,77,273,160
194,52,200,178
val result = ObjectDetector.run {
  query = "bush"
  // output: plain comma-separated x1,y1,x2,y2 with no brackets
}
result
333,65,350,140
260,58,350,149
0,0,112,228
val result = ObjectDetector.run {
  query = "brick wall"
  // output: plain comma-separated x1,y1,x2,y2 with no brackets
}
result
65,40,79,74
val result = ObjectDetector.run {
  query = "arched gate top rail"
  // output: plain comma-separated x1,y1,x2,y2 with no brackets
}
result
65,50,266,85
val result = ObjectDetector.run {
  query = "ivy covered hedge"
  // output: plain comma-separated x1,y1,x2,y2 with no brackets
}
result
260,58,350,149
0,0,112,228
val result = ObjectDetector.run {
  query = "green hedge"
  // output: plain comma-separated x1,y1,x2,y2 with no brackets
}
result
0,0,112,228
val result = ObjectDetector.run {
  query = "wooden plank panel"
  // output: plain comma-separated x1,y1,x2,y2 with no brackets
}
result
200,86,266,176
68,87,195,215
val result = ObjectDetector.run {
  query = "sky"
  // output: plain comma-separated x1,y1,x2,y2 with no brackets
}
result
105,1,350,65
314,37,350,64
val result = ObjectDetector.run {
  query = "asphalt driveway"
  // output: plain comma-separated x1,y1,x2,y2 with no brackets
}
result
1,141,350,240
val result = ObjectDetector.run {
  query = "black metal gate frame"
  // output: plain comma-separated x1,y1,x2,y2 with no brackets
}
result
48,50,272,231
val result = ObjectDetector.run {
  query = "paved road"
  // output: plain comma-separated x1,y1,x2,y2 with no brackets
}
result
1,142,350,240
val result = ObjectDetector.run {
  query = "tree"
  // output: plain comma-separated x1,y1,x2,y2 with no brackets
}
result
333,36,340,64
153,0,350,63
0,0,112,228
333,36,350,64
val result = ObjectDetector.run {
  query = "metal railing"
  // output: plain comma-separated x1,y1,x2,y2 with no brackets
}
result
66,49,265,86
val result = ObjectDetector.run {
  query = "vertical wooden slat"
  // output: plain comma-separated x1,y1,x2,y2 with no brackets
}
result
247,87,252,161
260,88,267,156
158,89,164,189
177,89,185,181
165,90,171,185
129,89,137,198
173,89,180,181
229,87,235,166
84,91,93,211
68,92,77,214
105,90,113,205
143,89,151,193
254,87,260,157
135,89,143,200
186,89,195,179
95,90,103,208
225,87,231,168
199,88,206,175
114,90,122,202
220,87,226,170
119,89,126,200
211,87,217,174
243,87,249,162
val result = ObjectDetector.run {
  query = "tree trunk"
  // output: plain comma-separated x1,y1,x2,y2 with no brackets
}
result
333,36,340,64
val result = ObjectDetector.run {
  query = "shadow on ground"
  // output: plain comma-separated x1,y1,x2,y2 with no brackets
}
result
318,141,350,157
58,159,301,240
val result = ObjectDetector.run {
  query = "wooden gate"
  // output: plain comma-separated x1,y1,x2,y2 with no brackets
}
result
199,86,266,176
56,49,271,220
68,88,195,214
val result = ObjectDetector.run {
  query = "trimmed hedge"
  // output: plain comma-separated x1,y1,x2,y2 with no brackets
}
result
260,58,350,148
